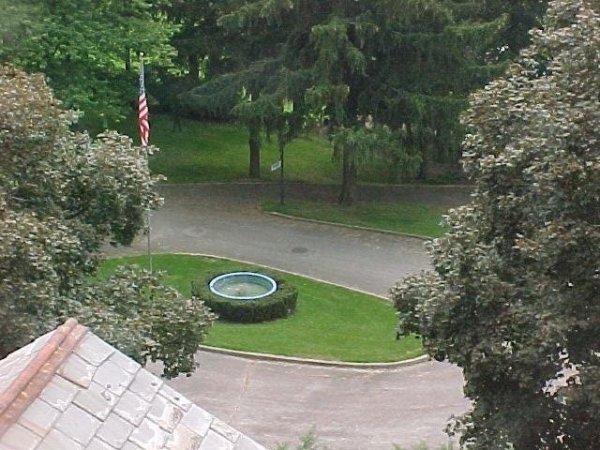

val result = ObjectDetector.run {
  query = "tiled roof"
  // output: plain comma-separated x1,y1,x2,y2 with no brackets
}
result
0,319,267,450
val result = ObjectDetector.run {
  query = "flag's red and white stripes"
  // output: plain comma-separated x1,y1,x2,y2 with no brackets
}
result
138,59,150,147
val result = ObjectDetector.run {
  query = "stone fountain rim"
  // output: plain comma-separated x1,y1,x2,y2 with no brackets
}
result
208,271,278,301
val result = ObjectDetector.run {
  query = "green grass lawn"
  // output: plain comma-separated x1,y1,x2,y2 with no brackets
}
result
262,200,447,238
118,114,339,184
99,254,422,363
117,114,451,236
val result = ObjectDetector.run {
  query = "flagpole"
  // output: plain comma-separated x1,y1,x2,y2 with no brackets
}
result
139,52,153,273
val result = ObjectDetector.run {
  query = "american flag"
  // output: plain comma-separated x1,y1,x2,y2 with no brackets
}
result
138,58,150,147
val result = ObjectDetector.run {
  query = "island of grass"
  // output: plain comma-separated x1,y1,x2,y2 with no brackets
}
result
262,199,448,238
100,254,423,363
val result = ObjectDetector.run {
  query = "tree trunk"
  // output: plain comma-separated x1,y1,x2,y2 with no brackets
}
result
248,124,261,178
187,55,200,84
125,48,131,72
338,149,355,205
279,138,285,205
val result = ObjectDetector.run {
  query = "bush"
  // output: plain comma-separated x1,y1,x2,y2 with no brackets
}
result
191,269,297,323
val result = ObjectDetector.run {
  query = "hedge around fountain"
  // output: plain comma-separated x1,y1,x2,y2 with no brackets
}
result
191,270,298,323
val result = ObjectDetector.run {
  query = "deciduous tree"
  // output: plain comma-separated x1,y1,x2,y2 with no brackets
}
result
1,0,178,127
392,1,600,447
0,66,214,378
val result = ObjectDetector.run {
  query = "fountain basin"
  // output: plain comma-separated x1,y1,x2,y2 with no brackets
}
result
209,272,277,300
193,270,298,323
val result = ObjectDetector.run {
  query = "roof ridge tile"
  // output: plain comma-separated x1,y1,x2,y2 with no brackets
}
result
0,319,87,438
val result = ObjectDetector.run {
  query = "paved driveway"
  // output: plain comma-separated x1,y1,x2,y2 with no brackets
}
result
108,183,471,449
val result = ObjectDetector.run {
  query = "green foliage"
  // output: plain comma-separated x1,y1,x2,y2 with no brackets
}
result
332,123,421,204
192,270,297,323
392,1,600,448
78,266,215,379
180,0,546,187
161,0,229,82
1,0,178,126
276,430,328,450
101,254,421,363
215,0,531,199
0,66,214,377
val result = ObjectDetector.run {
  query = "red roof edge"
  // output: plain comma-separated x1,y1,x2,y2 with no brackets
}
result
0,318,87,437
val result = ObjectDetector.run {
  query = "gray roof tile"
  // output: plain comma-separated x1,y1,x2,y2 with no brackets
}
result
0,331,52,394
39,375,80,412
114,391,151,426
158,384,192,412
28,331,54,354
165,424,203,450
127,418,168,450
18,398,60,437
95,414,134,449
0,324,268,450
199,430,235,450
74,381,119,421
86,437,117,450
108,351,141,375
58,353,97,388
93,361,135,397
121,442,143,450
37,429,83,450
180,404,213,438
211,418,240,443
74,334,115,367
54,404,101,446
128,370,163,403
147,394,183,433
0,422,42,450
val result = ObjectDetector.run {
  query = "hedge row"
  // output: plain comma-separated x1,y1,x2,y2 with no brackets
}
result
191,269,297,323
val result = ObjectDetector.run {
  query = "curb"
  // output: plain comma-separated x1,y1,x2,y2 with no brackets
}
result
169,252,391,300
116,251,429,369
174,252,428,369
199,345,429,370
158,181,474,190
264,211,434,241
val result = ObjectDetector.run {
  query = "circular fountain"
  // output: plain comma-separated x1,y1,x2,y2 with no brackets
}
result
209,272,277,300
194,270,297,323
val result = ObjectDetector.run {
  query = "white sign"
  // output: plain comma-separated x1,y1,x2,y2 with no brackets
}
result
271,160,282,171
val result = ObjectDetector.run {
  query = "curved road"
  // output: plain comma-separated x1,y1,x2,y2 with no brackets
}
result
108,183,471,450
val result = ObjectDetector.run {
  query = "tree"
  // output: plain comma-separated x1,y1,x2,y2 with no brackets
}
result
0,66,214,378
392,1,600,448
481,0,548,57
332,121,421,205
162,0,241,83
217,0,514,202
0,0,178,128
185,59,283,178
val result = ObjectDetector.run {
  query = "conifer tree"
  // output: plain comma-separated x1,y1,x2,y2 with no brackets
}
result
190,0,526,201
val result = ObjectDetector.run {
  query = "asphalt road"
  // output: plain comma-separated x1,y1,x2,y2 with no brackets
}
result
107,183,472,449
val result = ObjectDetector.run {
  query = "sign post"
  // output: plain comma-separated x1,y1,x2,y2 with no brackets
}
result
271,160,281,171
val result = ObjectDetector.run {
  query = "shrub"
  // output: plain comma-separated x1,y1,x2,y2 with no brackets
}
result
191,269,297,323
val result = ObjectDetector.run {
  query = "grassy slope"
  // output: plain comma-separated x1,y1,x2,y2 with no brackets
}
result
119,114,339,184
118,115,450,236
262,200,447,238
100,254,422,363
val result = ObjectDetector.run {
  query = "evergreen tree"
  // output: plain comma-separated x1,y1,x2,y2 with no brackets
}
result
206,0,521,202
